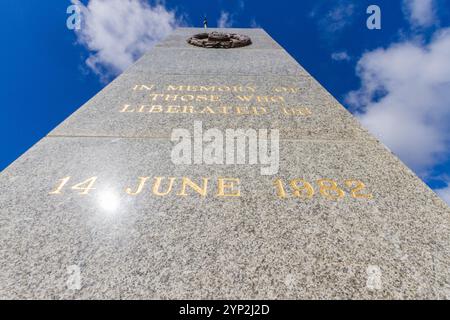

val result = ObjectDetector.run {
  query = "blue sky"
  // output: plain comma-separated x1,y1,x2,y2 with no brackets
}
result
1,0,450,203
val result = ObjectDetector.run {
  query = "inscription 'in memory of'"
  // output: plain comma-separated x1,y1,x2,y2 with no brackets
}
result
120,84,314,117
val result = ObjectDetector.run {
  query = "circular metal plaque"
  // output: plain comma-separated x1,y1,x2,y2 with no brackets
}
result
187,32,252,49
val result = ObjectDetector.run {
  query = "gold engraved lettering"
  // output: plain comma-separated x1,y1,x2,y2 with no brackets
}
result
165,94,179,101
152,177,176,196
195,95,207,102
246,85,256,92
274,178,373,201
295,107,312,116
282,108,290,115
133,85,154,91
235,106,250,115
236,95,284,103
209,95,220,102
71,177,97,195
126,177,150,195
236,95,253,102
273,87,301,93
149,93,164,101
218,106,231,114
251,107,268,115
217,178,241,197
166,85,256,93
181,106,195,113
345,180,374,199
119,105,270,116
290,179,314,199
120,104,135,113
217,86,231,92
137,105,148,113
317,179,345,200
149,93,220,102
166,106,180,113
199,106,215,114
257,96,285,103
178,177,209,197
166,85,185,91
273,178,287,199
149,105,163,113
49,176,71,195
199,86,216,92
282,107,312,116
50,176,373,201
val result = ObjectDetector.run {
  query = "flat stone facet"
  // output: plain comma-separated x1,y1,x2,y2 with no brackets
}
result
1,28,449,299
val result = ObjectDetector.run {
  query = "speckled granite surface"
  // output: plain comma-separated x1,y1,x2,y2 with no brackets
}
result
1,28,449,299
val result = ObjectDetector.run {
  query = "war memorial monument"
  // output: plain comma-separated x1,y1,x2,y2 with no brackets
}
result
0,28,449,299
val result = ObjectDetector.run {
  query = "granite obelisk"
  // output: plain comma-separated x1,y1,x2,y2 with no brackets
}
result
0,28,449,299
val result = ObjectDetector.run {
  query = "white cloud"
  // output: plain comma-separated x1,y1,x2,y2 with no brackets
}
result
310,1,357,43
72,0,181,81
403,0,437,27
322,1,355,33
217,11,233,28
331,51,351,61
347,28,450,176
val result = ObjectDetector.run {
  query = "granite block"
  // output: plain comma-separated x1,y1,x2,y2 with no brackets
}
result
0,137,449,299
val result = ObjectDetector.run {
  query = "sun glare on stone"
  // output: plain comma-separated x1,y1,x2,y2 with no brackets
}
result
97,190,120,214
